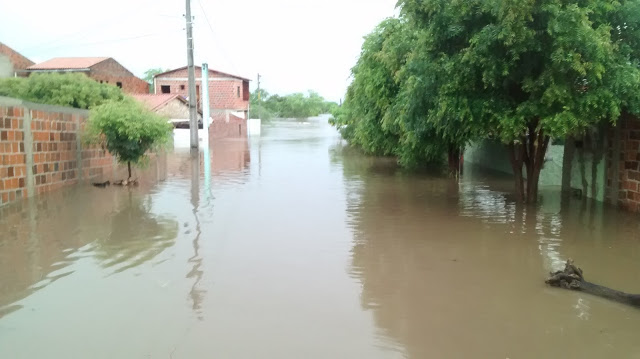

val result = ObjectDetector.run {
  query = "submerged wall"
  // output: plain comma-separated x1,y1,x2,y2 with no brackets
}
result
464,137,607,201
0,96,118,207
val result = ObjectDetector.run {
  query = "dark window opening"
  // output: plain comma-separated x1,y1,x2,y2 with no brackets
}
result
99,80,103,84
242,81,250,101
116,82,122,89
237,86,240,98
180,84,185,90
161,85,171,94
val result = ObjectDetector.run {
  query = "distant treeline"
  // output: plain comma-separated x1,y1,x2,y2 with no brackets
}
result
250,90,338,120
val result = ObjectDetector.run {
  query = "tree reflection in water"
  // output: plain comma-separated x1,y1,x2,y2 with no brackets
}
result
335,146,640,358
95,191,178,274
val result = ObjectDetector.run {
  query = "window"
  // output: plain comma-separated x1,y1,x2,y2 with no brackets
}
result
116,82,122,89
99,80,103,84
237,86,240,98
161,85,171,94
180,84,185,90
243,81,250,101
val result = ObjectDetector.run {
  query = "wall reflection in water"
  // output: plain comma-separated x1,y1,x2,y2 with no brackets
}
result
0,153,177,319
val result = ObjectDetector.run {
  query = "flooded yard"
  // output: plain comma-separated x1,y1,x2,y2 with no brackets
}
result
2,117,640,358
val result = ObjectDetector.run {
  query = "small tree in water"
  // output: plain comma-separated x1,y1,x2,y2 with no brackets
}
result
86,99,173,181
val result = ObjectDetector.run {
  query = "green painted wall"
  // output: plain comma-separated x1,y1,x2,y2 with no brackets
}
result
463,139,606,201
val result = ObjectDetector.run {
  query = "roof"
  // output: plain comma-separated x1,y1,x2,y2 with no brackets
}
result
154,66,251,81
0,42,35,70
131,94,187,112
27,57,109,70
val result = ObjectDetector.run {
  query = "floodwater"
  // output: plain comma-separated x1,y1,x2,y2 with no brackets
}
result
2,117,640,358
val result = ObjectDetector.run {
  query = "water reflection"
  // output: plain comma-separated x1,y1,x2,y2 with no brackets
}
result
188,148,205,319
0,154,177,319
93,192,178,274
339,149,640,358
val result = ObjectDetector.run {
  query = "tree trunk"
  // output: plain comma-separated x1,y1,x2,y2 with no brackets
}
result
546,260,640,308
447,147,461,177
507,121,550,203
127,161,132,181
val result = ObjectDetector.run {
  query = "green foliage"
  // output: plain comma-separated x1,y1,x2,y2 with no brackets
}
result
0,73,124,109
397,0,640,141
143,68,168,94
86,99,173,172
334,0,640,192
331,18,451,168
250,88,338,119
143,68,168,84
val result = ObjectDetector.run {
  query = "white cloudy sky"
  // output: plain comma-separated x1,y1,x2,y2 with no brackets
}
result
1,0,399,102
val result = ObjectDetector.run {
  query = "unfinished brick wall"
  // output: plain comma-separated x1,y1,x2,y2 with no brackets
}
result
607,114,640,212
0,106,27,203
0,97,118,207
89,59,148,94
209,113,247,139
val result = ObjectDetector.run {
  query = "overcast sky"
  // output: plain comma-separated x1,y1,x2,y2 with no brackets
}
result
1,0,398,102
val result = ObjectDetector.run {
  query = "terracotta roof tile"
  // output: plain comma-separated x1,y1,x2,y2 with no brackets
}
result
27,57,109,70
155,66,251,81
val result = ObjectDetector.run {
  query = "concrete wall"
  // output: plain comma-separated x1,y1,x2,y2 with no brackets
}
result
0,97,120,207
464,137,608,201
0,55,12,78
0,42,34,77
463,139,564,187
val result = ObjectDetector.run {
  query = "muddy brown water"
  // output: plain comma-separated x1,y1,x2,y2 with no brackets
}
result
2,117,640,358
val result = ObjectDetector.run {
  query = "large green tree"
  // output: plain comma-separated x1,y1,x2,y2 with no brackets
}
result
397,0,640,202
332,18,454,169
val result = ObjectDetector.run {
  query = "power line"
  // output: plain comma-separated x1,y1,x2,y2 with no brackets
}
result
196,0,239,75
22,0,157,53
28,31,182,53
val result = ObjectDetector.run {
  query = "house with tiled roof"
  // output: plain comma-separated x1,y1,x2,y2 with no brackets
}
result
154,66,250,119
0,42,34,78
25,57,148,94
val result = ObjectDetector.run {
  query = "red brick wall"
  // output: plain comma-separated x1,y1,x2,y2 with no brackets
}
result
209,113,247,139
0,99,118,207
0,42,34,72
0,106,28,203
155,67,249,112
608,114,640,212
89,58,149,94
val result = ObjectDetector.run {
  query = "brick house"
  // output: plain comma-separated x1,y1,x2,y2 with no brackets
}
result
24,57,148,94
0,42,34,78
153,66,250,119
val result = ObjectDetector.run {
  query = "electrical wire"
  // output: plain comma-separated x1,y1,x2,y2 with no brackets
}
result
196,0,240,75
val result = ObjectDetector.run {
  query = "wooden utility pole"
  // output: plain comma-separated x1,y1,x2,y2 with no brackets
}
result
185,0,198,148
